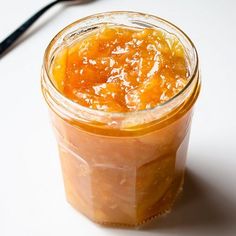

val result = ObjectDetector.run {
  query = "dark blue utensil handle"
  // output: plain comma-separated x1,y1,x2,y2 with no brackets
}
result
0,0,59,57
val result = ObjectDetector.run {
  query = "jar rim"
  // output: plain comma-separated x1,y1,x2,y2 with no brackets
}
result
42,11,199,120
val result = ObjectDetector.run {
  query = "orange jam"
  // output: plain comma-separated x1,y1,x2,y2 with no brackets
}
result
43,16,200,227
52,26,189,112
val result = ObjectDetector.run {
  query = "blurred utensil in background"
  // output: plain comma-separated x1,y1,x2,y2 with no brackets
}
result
0,0,95,59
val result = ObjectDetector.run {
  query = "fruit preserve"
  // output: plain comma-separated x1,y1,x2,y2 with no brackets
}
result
41,12,200,226
52,26,189,112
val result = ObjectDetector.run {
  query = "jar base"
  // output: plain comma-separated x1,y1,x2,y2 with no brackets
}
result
65,175,185,228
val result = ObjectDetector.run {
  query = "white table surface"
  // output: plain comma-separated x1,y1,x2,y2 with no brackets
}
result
0,0,236,235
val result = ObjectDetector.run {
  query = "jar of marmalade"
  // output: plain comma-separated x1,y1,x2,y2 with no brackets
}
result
41,11,200,226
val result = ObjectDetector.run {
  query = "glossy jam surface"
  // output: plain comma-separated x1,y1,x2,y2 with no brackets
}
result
52,26,189,112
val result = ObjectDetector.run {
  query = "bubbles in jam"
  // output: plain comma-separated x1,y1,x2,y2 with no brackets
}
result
52,25,189,112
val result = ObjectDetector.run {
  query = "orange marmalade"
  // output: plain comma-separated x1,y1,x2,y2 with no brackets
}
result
52,26,189,112
42,12,200,227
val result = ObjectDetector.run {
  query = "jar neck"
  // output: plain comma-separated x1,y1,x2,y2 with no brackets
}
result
41,11,200,130
41,68,200,130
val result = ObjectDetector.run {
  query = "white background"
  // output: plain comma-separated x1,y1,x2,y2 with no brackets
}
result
0,0,236,235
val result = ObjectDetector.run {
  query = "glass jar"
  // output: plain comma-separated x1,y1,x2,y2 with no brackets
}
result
41,11,200,226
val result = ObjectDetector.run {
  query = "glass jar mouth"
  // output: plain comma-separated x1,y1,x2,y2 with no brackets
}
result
42,11,199,126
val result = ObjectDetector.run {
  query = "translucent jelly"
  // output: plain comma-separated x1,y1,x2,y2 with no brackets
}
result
52,26,189,112
42,12,200,227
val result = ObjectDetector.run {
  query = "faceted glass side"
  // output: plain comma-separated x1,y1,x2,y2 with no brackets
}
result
52,107,193,226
